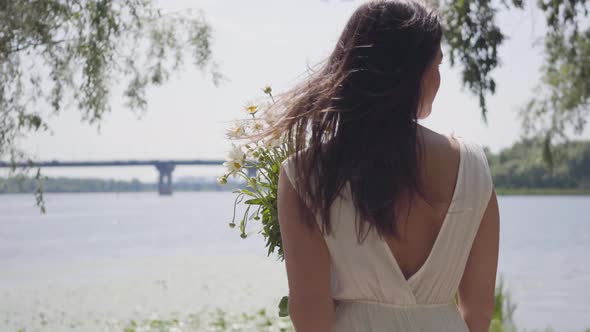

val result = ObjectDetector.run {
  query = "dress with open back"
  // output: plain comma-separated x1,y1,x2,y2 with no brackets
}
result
281,136,494,331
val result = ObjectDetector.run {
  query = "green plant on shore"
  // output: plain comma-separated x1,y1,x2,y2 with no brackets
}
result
12,301,590,332
117,308,294,332
490,277,517,332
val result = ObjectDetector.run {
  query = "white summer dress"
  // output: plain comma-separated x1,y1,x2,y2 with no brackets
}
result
281,136,494,332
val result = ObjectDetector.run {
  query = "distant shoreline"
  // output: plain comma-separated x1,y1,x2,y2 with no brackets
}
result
1,187,589,196
495,188,590,196
2,175,590,196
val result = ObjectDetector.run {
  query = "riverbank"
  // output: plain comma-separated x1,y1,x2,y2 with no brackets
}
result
3,253,589,332
1,255,289,332
2,185,590,196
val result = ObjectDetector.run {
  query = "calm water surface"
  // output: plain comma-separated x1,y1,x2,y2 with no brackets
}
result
0,192,589,331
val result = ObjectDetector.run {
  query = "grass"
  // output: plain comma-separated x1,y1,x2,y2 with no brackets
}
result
13,302,589,332
118,308,294,332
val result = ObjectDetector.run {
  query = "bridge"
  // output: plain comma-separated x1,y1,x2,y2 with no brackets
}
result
0,159,257,195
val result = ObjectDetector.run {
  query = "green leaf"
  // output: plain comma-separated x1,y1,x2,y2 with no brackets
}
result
278,296,289,317
240,189,257,197
244,198,263,205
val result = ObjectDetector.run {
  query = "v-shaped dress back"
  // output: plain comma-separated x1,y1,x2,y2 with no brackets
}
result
281,136,494,331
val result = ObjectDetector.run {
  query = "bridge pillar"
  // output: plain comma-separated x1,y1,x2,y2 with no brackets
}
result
155,162,175,196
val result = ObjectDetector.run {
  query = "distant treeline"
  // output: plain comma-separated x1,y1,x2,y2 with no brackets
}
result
0,176,245,194
1,139,589,195
486,139,590,193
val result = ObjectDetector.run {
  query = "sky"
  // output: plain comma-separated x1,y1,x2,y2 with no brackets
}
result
5,0,589,182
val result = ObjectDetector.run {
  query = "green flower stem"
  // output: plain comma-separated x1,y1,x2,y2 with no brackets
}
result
231,169,255,186
259,150,280,176
245,187,271,210
231,193,245,226
245,158,274,187
234,167,274,215
240,204,252,237
255,167,273,185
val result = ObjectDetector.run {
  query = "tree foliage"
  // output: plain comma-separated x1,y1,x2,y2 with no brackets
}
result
441,0,589,163
0,0,222,211
442,0,524,121
486,138,590,190
1,0,221,150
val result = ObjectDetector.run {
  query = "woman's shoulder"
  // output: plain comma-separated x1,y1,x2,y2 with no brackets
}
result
280,142,328,178
448,134,494,200
280,144,317,193
420,126,492,186
449,134,490,170
280,146,308,181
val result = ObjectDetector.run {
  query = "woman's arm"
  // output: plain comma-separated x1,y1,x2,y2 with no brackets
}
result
458,190,500,332
278,167,335,332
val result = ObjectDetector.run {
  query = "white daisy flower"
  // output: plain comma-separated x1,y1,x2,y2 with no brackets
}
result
226,144,245,162
223,160,244,176
249,119,266,133
244,102,258,115
223,144,246,176
226,120,247,139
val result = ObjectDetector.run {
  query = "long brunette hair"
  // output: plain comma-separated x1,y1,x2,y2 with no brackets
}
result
251,0,442,241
